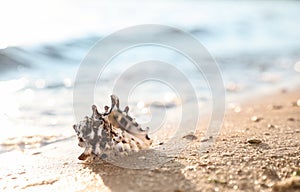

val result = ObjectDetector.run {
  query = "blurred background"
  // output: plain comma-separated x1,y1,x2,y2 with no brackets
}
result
0,0,300,153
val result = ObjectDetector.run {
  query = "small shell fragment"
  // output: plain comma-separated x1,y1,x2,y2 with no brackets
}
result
247,139,262,144
182,134,197,140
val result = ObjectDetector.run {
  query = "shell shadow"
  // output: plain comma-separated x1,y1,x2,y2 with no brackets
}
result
83,149,197,192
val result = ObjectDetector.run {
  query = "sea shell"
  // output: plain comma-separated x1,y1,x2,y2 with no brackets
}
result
73,95,152,160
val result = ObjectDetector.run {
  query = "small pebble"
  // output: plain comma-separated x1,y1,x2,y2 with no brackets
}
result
222,153,233,157
287,117,295,121
138,156,146,160
32,152,41,155
251,116,263,122
247,139,262,144
182,134,197,140
267,124,276,129
200,138,209,142
292,99,300,107
201,150,209,154
272,105,283,110
212,178,227,185
292,170,300,176
184,165,197,171
260,183,269,188
262,175,267,181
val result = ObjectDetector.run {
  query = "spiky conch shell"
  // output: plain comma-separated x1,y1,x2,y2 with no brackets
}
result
73,95,152,160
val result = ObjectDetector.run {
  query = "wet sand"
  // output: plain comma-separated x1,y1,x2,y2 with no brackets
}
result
1,88,300,192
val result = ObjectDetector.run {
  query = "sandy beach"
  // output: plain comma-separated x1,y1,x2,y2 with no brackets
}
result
1,0,300,191
0,87,299,192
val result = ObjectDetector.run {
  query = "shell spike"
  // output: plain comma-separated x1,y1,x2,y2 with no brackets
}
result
111,95,120,109
92,105,101,119
124,106,129,115
104,95,119,116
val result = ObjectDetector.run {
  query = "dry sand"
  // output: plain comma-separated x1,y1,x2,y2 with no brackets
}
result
1,89,300,192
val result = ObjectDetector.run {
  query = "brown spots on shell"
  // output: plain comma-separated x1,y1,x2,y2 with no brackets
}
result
146,134,151,140
104,106,109,113
110,130,117,137
78,152,90,160
136,142,142,149
78,137,84,142
132,121,139,127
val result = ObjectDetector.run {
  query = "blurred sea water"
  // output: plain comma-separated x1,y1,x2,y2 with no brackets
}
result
0,0,300,152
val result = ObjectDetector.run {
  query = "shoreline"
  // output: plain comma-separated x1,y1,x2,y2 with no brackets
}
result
0,87,300,191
